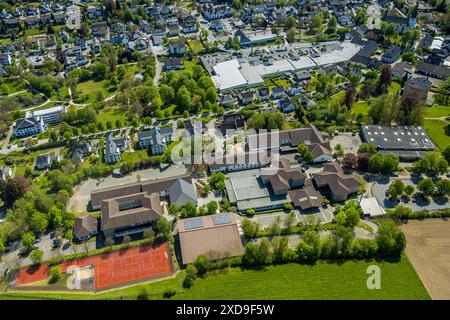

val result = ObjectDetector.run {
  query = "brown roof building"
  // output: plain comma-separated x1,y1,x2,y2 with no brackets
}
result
101,192,162,239
177,213,244,264
289,180,323,210
74,215,98,241
260,158,306,195
312,163,361,202
90,174,192,210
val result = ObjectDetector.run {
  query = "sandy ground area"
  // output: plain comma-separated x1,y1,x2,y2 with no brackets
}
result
401,219,450,300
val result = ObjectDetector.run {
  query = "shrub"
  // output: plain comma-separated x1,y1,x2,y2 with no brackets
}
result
137,288,150,300
163,289,177,298
48,266,62,284
183,264,197,289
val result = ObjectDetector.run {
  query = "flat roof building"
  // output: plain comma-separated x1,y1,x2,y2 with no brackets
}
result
177,213,244,264
360,125,434,160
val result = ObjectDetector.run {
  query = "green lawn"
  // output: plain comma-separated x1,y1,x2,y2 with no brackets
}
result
425,105,450,118
0,258,430,300
76,79,112,103
121,150,149,163
96,107,131,127
424,119,450,150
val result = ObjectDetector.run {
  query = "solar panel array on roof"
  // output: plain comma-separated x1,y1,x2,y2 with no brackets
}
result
212,214,232,225
183,217,204,230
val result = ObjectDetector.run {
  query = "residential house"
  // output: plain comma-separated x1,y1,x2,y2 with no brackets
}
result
137,127,173,155
210,20,224,33
239,91,254,104
278,97,295,113
163,57,183,71
257,87,270,101
168,40,186,55
381,45,402,64
86,6,102,19
220,113,245,136
202,4,232,20
72,142,94,161
35,154,61,170
392,62,413,79
404,77,432,100
167,22,180,37
104,136,121,164
182,15,197,33
271,86,285,99
14,116,45,138
416,61,450,79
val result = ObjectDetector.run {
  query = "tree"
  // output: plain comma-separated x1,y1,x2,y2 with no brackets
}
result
418,178,435,198
404,185,415,196
155,217,171,236
296,229,321,263
29,211,48,235
327,16,337,32
413,152,448,175
180,201,197,218
29,249,44,265
358,143,377,155
436,179,450,197
376,220,406,258
49,266,62,284
193,255,210,277
183,264,197,288
241,219,259,238
206,201,218,215
283,211,296,234
343,153,357,169
333,144,344,160
286,28,296,43
343,86,356,109
391,204,412,219
285,16,296,29
388,180,404,199
168,203,181,218
270,216,282,236
378,64,392,93
0,177,29,207
21,232,35,249
334,200,361,228
397,91,425,125
442,146,450,163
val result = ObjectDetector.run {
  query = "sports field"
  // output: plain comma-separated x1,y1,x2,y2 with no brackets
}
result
14,243,172,290
401,220,450,300
4,257,429,300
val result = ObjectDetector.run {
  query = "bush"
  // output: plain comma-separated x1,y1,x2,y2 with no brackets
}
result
48,266,62,284
137,288,150,300
163,288,177,298
183,265,197,289
193,255,210,277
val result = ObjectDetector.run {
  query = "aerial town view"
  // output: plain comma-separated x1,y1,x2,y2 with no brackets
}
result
0,0,449,304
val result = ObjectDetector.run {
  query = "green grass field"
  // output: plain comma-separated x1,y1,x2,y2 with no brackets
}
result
425,105,450,118
424,119,450,150
0,258,430,300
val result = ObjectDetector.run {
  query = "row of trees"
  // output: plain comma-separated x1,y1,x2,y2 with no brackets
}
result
241,218,405,268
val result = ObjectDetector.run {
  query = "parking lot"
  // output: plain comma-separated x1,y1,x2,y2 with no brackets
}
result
330,132,362,154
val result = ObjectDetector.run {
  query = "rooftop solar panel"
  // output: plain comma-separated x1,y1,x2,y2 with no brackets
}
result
212,214,232,225
184,217,204,230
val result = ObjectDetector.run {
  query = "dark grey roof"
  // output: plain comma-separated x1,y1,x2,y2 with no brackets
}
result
361,125,434,151
15,117,40,130
168,178,198,206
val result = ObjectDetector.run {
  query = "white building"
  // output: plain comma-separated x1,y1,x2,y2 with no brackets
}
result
25,105,67,124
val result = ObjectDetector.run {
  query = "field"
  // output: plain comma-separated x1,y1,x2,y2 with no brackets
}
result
401,219,450,300
424,119,450,150
425,105,450,118
1,258,430,300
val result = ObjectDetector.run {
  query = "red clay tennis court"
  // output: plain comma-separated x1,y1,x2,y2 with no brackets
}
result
15,242,173,290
